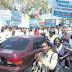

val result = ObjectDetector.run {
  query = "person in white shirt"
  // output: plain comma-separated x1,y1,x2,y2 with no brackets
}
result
14,27,21,36
27,28,34,35
4,26,10,39
8,27,12,38
32,41,58,72
21,28,27,35
48,28,58,43
0,28,6,43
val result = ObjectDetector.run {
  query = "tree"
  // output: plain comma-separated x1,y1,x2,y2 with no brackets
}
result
0,0,49,15
29,14,35,18
20,0,49,15
0,0,17,10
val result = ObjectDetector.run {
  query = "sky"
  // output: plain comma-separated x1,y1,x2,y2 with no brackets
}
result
48,0,54,8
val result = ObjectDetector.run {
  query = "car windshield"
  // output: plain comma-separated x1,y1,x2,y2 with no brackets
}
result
0,37,30,50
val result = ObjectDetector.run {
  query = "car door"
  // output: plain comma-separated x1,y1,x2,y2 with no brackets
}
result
28,37,44,61
23,37,45,66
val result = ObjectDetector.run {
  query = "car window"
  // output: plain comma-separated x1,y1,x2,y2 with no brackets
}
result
1,37,30,50
33,37,44,50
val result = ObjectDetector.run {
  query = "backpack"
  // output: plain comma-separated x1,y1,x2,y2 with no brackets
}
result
49,53,64,72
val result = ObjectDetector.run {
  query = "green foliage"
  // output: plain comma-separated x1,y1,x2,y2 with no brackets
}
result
29,14,35,18
0,0,49,15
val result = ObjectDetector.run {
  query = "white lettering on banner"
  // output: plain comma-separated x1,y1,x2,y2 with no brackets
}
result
46,20,55,23
11,11,22,24
56,0,69,4
0,10,11,20
29,18,37,27
52,0,72,18
45,19,56,26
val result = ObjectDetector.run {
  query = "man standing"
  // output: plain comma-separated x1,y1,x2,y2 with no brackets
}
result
32,41,58,72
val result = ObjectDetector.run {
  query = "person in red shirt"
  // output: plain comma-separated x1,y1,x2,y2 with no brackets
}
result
34,28,39,35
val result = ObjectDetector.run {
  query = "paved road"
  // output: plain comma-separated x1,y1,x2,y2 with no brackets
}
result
64,68,71,72
25,66,71,72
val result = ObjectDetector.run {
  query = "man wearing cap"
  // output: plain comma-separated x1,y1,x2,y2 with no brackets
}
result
48,28,58,43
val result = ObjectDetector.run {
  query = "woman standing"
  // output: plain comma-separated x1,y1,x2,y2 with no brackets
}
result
53,37,69,67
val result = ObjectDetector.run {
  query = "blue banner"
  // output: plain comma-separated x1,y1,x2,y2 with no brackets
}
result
6,20,10,25
65,20,70,24
11,11,22,26
29,18,38,27
52,0,72,18
0,9,11,21
54,11,72,18
45,19,56,26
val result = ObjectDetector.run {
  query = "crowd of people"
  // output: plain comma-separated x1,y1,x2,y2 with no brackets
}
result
31,25,72,72
0,25,72,72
